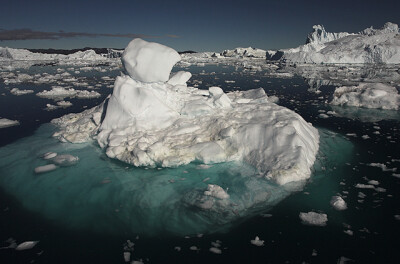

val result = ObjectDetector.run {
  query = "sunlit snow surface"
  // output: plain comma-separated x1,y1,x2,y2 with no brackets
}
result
0,123,350,235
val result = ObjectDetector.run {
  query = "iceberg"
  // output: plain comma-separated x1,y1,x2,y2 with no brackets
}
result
330,83,400,110
0,117,19,128
53,38,319,186
270,22,400,64
220,47,266,58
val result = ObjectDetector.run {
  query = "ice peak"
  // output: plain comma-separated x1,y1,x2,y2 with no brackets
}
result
361,22,399,36
306,24,350,45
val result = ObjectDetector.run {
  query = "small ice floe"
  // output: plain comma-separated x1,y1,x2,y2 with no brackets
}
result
75,90,101,99
343,230,354,236
299,212,328,226
312,249,318,256
57,101,72,108
196,164,212,169
174,246,181,252
42,152,57,160
394,215,400,221
368,163,397,172
204,184,229,199
209,247,222,254
355,184,375,189
189,246,199,251
34,164,58,174
10,88,34,95
15,241,39,251
260,213,273,218
250,236,264,246
337,256,353,264
361,135,370,139
330,196,347,210
0,238,17,249
368,180,379,185
0,118,20,128
45,104,59,111
318,113,329,119
52,154,79,166
123,252,131,262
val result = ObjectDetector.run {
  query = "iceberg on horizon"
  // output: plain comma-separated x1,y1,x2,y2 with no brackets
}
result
269,22,400,64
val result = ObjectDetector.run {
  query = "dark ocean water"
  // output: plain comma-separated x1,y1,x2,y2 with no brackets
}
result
0,63,399,263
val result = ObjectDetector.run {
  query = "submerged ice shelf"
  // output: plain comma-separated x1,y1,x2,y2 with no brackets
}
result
0,124,352,235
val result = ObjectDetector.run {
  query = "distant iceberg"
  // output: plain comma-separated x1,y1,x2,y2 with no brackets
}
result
269,22,400,64
0,47,107,61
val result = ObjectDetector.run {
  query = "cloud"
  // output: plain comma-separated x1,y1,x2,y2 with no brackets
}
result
0,28,179,41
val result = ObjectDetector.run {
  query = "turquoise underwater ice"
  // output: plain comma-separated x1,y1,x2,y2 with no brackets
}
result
0,124,352,236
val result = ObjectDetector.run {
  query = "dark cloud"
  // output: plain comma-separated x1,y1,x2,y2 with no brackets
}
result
0,28,177,41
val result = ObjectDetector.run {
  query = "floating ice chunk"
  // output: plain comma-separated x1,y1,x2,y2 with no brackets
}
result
57,101,72,107
51,154,79,166
331,83,400,110
395,215,400,221
330,196,347,210
343,230,353,236
250,236,264,246
368,163,397,172
75,90,101,99
43,152,57,160
167,71,192,86
10,88,34,95
209,247,222,254
189,246,199,251
15,241,39,251
0,118,19,128
368,180,379,185
122,38,181,82
355,184,375,189
204,184,229,199
299,212,328,226
123,252,131,262
37,86,77,99
174,246,181,251
34,164,58,174
318,113,329,119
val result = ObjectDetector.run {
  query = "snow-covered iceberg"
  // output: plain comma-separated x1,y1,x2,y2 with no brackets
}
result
270,22,400,64
52,38,319,185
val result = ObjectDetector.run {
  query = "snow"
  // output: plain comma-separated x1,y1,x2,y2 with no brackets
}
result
122,38,181,82
330,83,400,110
299,212,328,226
0,118,19,128
53,39,319,186
204,184,229,199
37,86,77,99
330,196,347,210
272,22,400,64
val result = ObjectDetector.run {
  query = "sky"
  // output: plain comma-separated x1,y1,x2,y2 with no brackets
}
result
0,0,399,52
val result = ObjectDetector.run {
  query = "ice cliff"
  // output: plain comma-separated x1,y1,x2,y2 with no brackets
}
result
270,22,400,64
52,38,319,185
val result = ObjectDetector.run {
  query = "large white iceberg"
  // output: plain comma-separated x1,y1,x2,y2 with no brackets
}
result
52,38,319,187
330,83,400,110
271,22,400,64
